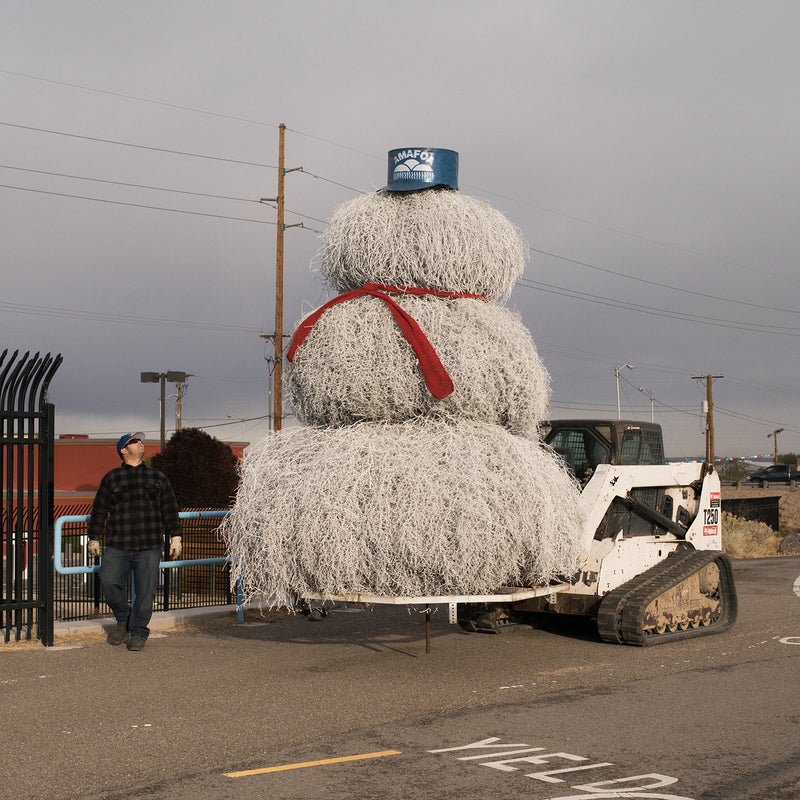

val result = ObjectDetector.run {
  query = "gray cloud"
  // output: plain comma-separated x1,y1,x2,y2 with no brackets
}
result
2,1,799,458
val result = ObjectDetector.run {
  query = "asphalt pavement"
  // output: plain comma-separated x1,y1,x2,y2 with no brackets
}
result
2,556,799,800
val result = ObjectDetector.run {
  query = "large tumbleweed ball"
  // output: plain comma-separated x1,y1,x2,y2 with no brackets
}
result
222,419,586,609
288,295,550,437
321,189,527,302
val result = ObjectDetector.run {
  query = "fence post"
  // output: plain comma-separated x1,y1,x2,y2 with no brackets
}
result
0,349,62,645
39,402,55,646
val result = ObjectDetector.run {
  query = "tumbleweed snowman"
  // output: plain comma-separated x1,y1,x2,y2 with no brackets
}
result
224,147,586,609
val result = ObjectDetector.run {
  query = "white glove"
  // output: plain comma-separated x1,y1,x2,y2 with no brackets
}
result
169,536,182,559
88,540,102,557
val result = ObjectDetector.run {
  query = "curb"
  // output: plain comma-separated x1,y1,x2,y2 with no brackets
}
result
55,604,240,637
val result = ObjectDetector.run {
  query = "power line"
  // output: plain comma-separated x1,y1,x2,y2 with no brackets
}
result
0,163,329,227
724,375,800,395
0,163,262,203
0,67,282,129
286,126,383,161
0,69,377,176
4,74,799,436
2,157,792,311
0,69,782,284
297,166,367,195
0,299,267,334
617,373,699,417
186,415,271,432
540,343,694,379
0,182,276,224
6,162,780,319
714,405,800,434
518,278,800,336
0,120,277,168
3,118,784,314
66,415,271,438
530,247,800,318
474,187,786,283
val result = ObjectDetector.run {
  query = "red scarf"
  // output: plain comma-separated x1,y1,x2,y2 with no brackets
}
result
287,283,486,400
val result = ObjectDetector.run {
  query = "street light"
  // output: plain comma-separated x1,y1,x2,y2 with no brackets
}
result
140,371,190,453
638,386,655,422
614,364,635,419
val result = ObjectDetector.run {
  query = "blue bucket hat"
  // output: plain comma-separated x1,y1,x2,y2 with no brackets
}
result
116,431,145,457
384,147,458,192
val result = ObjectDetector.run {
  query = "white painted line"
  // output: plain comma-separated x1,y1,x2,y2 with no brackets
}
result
545,794,694,799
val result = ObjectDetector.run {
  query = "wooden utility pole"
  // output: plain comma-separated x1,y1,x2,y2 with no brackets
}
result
176,382,183,431
769,428,784,464
175,380,189,431
261,123,302,431
692,374,724,465
273,122,286,433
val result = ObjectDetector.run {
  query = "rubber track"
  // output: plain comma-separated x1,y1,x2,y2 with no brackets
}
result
597,548,697,643
597,549,738,646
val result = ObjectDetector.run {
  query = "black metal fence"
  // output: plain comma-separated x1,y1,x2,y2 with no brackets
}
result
722,495,781,531
1,349,62,644
55,509,233,622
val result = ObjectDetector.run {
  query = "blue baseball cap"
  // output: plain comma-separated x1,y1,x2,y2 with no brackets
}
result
384,147,459,192
116,432,145,456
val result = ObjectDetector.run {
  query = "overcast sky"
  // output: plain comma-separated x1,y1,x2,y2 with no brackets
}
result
2,1,798,458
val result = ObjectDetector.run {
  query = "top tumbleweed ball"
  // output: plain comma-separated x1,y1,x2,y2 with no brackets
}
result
320,148,528,302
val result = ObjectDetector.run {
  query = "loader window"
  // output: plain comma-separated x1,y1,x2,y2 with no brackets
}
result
620,427,664,466
548,428,611,482
597,488,670,540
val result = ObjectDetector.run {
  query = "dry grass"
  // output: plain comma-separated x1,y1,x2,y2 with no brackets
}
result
721,483,800,557
0,637,48,652
721,512,784,558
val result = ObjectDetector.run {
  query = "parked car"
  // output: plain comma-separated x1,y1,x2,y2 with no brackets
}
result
747,464,800,484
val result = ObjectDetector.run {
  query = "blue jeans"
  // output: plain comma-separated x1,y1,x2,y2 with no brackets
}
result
99,546,161,639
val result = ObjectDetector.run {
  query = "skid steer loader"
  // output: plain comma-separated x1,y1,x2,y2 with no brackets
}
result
309,419,737,647
456,420,738,645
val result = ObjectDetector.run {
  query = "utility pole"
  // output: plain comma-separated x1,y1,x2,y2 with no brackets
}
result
692,374,723,465
768,428,784,464
273,123,286,432
174,374,193,431
260,123,303,433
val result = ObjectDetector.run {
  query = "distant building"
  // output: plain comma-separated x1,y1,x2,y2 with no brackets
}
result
1,437,247,574
53,436,247,517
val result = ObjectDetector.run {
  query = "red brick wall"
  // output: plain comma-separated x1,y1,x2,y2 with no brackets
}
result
54,438,247,493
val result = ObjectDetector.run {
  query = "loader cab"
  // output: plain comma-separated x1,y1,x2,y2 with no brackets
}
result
542,420,665,484
543,420,677,540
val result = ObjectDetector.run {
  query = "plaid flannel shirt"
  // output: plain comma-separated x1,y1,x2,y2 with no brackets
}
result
88,463,181,550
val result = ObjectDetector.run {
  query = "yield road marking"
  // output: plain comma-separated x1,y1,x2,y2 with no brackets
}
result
225,749,402,778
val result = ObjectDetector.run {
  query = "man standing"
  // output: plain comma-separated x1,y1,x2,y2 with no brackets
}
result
88,432,182,651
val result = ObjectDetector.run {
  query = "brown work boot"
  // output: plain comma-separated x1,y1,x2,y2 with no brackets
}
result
126,636,147,651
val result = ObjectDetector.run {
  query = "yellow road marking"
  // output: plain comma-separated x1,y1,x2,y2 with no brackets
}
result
225,749,402,778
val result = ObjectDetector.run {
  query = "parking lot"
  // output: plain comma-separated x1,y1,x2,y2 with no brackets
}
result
3,556,799,800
